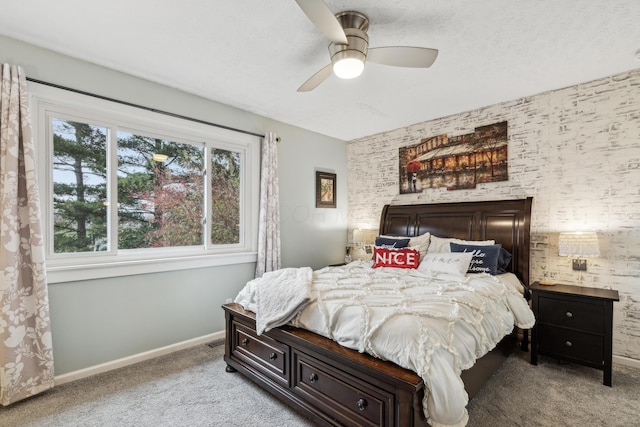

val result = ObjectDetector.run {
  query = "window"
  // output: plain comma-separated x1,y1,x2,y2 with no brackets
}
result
31,83,260,283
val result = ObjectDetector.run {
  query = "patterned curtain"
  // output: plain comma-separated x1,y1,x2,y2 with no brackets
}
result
255,132,281,278
0,64,54,405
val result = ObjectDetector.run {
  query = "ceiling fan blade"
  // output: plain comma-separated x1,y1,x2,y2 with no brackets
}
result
367,47,439,68
294,0,348,45
297,64,333,92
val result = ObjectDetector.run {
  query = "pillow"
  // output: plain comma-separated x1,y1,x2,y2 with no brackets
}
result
449,243,502,275
427,235,495,254
497,247,513,273
380,232,430,259
372,246,421,269
375,236,410,248
408,232,430,259
417,252,473,277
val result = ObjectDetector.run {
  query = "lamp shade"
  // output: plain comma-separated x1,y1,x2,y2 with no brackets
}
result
558,232,600,257
353,228,377,245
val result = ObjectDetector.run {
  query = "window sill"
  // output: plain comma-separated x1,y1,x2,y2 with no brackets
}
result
46,251,257,284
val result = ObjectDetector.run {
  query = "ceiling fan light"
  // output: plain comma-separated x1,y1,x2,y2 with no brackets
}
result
333,57,364,79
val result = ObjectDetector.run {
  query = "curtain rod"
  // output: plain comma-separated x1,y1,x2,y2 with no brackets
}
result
26,77,266,139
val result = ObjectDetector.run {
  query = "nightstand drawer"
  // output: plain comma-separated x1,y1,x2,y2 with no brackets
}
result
538,325,604,365
537,296,604,333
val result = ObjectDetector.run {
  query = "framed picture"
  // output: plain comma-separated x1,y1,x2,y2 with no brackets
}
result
398,121,508,193
316,171,336,208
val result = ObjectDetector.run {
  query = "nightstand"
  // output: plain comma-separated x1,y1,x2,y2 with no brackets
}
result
530,282,619,386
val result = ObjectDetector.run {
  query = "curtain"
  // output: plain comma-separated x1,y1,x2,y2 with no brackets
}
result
255,132,281,278
0,64,54,405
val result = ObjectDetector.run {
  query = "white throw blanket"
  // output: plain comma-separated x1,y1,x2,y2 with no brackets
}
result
235,267,312,335
234,261,535,427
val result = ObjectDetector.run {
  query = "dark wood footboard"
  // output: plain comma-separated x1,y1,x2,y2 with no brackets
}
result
224,302,426,427
223,302,518,426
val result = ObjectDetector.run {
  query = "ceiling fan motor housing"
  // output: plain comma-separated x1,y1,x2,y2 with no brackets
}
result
329,11,370,78
329,29,369,62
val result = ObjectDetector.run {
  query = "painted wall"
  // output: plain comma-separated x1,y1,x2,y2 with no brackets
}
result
1,35,347,375
348,68,640,361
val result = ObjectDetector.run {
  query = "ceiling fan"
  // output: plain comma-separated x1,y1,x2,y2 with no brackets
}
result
295,0,439,92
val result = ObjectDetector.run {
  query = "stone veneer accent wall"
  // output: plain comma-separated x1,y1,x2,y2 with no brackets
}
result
347,68,640,361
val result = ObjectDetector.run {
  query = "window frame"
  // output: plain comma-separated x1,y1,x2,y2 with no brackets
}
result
30,83,260,283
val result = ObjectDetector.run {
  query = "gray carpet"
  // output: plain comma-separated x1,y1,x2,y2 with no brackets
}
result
1,342,638,427
467,351,640,427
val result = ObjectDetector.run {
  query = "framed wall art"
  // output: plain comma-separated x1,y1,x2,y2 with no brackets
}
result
399,121,508,193
316,171,336,208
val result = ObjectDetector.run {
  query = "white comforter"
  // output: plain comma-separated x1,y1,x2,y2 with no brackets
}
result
235,261,535,427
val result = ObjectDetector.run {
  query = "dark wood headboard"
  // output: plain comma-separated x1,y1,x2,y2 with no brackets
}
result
379,198,533,285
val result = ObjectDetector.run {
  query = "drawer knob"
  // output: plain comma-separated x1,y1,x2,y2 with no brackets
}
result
241,338,249,346
565,341,573,347
357,398,368,411
309,373,318,383
269,352,277,361
565,311,573,318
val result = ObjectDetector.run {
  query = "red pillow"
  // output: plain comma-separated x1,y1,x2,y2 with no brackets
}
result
372,246,420,269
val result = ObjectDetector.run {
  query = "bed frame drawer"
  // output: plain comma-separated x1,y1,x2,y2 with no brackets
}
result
230,320,289,387
292,350,394,427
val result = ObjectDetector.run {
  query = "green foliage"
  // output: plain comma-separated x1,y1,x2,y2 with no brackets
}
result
211,149,240,244
52,120,107,253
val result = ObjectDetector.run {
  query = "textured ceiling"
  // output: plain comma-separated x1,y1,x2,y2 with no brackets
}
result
2,0,640,141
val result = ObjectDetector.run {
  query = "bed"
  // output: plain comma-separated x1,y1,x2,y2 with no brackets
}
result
223,197,533,427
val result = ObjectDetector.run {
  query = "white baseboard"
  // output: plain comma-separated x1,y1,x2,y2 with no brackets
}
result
613,354,640,369
54,330,225,386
